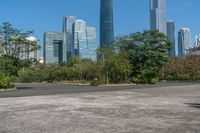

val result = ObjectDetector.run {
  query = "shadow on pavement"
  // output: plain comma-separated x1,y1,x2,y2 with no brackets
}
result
185,103,200,109
16,87,33,90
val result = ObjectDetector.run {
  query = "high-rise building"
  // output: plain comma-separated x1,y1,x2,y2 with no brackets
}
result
86,27,97,61
195,34,200,46
100,0,114,48
63,16,76,61
178,28,192,58
150,0,167,35
44,17,97,64
74,19,87,57
167,20,176,57
43,32,64,64
73,19,97,61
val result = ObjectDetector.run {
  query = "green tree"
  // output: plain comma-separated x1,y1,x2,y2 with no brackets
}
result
97,48,132,83
0,22,40,58
118,30,171,83
0,22,40,76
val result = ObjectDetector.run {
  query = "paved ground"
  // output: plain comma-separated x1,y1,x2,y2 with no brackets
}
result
0,82,199,98
0,83,200,133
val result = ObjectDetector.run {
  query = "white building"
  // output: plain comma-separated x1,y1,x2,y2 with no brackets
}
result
19,36,40,61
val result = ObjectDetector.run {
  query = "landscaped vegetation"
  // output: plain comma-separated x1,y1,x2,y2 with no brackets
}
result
1,22,200,88
161,55,200,81
0,22,40,88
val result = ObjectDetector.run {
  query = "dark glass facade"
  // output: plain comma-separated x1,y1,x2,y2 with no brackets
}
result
167,21,176,57
100,0,114,48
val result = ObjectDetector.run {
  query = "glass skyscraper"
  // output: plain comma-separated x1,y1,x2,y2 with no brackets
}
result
74,19,97,61
74,19,87,57
178,28,192,58
43,32,64,64
63,16,76,61
44,17,97,64
167,21,176,57
86,27,97,61
150,0,167,35
100,0,114,48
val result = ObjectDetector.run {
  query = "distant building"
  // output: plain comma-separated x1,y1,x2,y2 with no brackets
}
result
188,46,200,56
150,0,167,35
19,36,40,61
39,57,44,64
194,34,200,46
63,16,76,61
74,19,87,57
167,21,176,57
44,17,97,64
74,19,97,61
187,35,200,56
86,27,97,61
100,0,114,48
178,28,192,58
43,32,64,64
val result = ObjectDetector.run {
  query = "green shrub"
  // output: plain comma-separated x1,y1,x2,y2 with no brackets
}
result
132,76,159,84
0,72,14,89
18,68,47,83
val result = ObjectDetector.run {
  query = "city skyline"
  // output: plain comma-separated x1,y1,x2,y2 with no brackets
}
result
0,0,200,52
44,17,97,64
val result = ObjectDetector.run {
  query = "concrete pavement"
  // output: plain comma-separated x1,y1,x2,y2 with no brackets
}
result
0,83,199,133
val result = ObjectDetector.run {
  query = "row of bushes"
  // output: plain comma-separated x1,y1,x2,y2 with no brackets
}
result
161,56,200,81
17,55,132,84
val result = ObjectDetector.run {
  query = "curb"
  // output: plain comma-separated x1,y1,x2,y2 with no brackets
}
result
99,84,136,87
0,88,17,92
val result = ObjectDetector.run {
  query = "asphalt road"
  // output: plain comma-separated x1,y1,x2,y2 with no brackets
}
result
0,82,199,98
0,83,199,133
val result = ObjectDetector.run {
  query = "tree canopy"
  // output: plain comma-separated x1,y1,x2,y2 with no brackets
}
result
118,30,171,83
0,22,40,59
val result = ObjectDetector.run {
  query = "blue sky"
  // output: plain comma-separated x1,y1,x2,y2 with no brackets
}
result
0,0,200,53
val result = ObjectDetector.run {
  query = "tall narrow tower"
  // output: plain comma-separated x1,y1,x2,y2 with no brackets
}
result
167,20,176,57
100,0,114,48
150,0,167,35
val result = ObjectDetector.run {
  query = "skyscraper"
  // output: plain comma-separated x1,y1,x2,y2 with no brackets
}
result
63,16,76,61
74,19,97,61
44,17,97,64
43,32,64,64
150,0,167,35
86,27,97,61
167,20,176,57
100,0,114,48
178,28,192,58
74,19,87,57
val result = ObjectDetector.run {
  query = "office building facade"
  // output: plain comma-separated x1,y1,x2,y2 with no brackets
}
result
167,21,176,57
178,28,192,58
74,19,87,57
150,0,167,35
44,17,97,64
86,27,97,61
73,19,97,61
63,16,76,60
100,0,114,48
43,32,64,64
